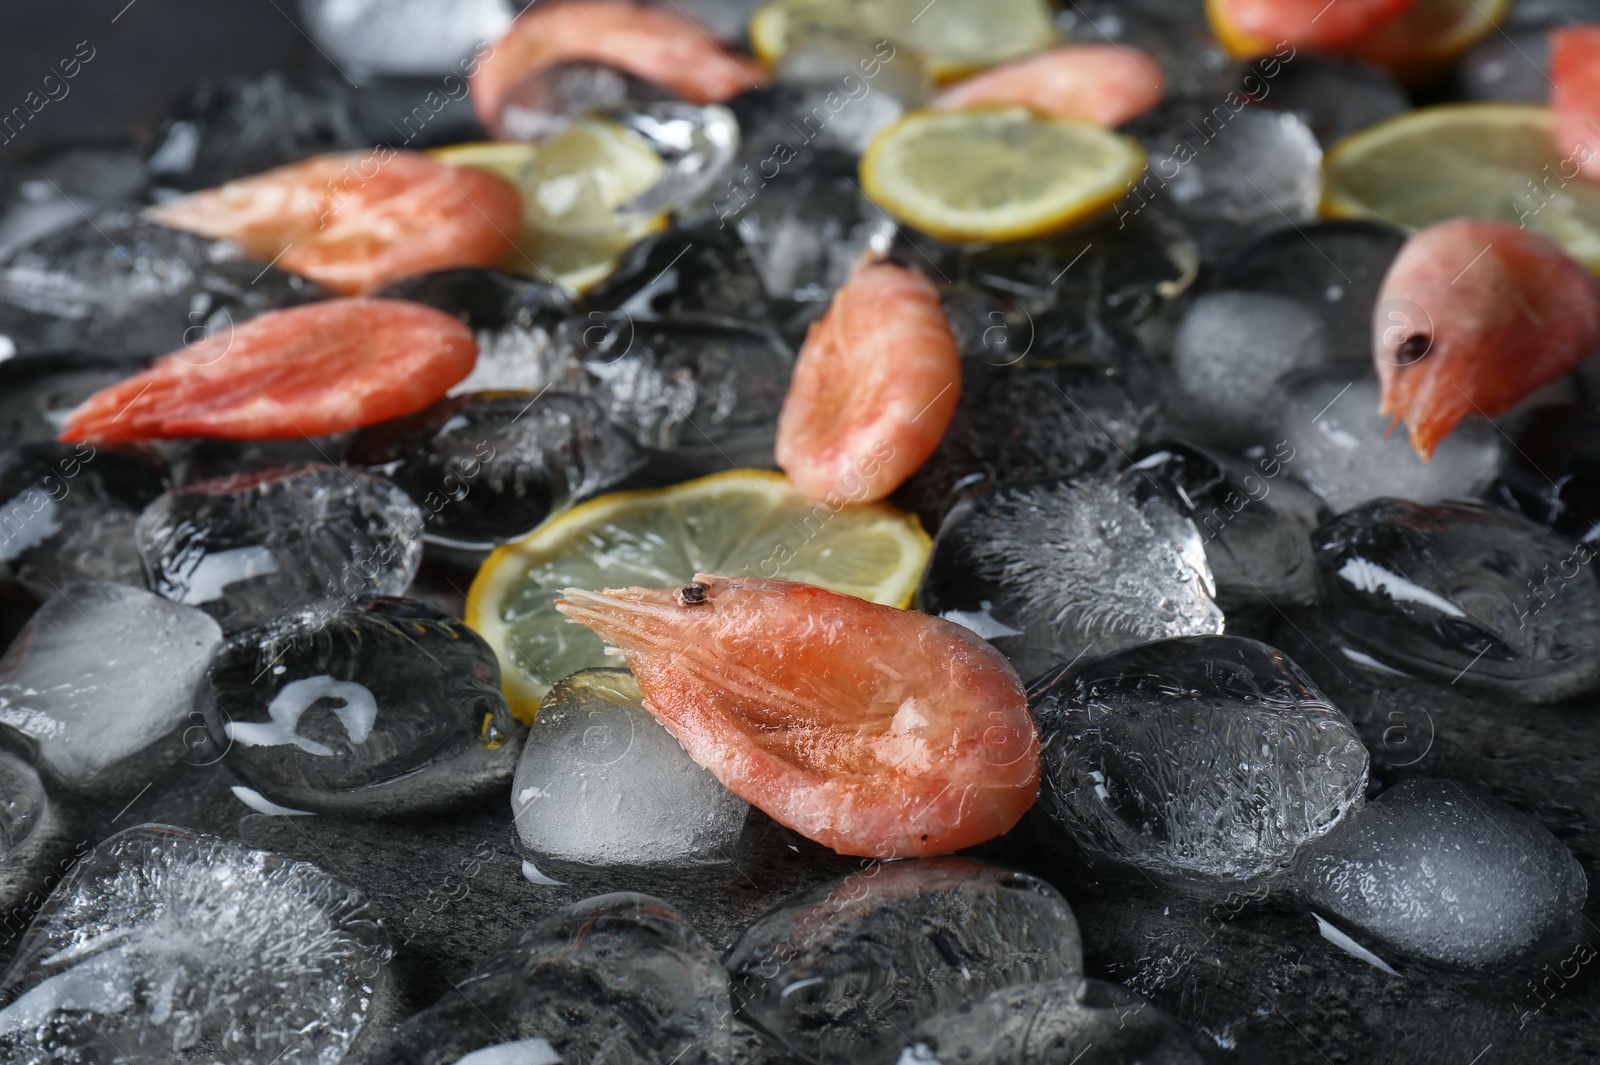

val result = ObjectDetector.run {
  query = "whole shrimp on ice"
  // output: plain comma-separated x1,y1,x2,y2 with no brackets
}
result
556,574,1039,858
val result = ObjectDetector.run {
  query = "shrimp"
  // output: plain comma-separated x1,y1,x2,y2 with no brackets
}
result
932,44,1165,127
775,260,961,504
470,0,766,133
145,152,521,296
60,299,477,443
555,574,1040,858
1373,219,1600,459
1552,26,1600,181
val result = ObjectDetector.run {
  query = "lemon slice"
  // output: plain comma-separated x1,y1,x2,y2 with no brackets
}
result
1346,0,1509,85
466,469,932,719
749,0,1055,80
1321,104,1600,273
432,124,666,291
860,107,1145,242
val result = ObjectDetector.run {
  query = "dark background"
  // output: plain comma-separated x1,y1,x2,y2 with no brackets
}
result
0,0,308,158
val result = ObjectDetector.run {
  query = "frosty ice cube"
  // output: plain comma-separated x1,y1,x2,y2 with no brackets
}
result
389,892,731,1064
1297,779,1587,969
349,392,645,550
0,823,392,1063
1029,635,1369,884
1272,367,1503,513
204,597,519,815
301,0,514,77
897,977,1207,1065
0,442,164,598
1169,291,1333,444
0,581,222,795
0,143,147,260
1313,498,1600,701
727,858,1084,1065
511,668,748,868
558,313,794,474
918,470,1223,680
136,464,425,633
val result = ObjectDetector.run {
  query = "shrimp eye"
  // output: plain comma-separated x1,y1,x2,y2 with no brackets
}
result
1396,333,1431,364
676,582,710,606
481,713,507,749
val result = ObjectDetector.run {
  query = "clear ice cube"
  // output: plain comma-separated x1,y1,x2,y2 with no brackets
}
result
918,470,1223,680
301,0,514,77
0,144,147,260
727,858,1084,1065
734,163,899,303
1272,367,1504,513
0,581,222,795
0,736,62,912
0,823,392,1063
1061,0,1237,98
135,464,425,634
1313,498,1600,702
1028,635,1370,883
0,214,328,357
202,597,520,815
897,977,1207,1065
349,392,645,550
1247,55,1408,146
0,442,165,599
1296,778,1587,968
586,222,773,323
511,668,748,868
0,354,150,453
388,892,732,1064
1460,28,1551,102
1497,402,1600,543
1131,441,1322,607
1169,291,1332,444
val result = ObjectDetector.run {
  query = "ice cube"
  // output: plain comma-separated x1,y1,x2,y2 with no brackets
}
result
557,314,793,474
302,0,514,77
1296,779,1587,968
1131,441,1322,607
1245,55,1408,146
0,581,222,795
0,823,392,1062
1169,291,1333,443
897,977,1207,1065
387,892,731,1064
1313,498,1600,702
1497,403,1600,542
918,470,1223,680
1213,220,1406,364
1272,367,1504,513
202,597,519,815
511,668,748,868
734,161,899,303
1119,102,1322,261
964,209,1201,323
494,60,679,142
0,214,328,358
0,442,165,599
586,222,772,323
0,735,64,912
0,144,147,260
145,72,367,193
349,392,645,550
1029,635,1370,883
894,358,1153,530
1460,28,1551,102
136,464,425,633
727,858,1084,1065
608,103,742,223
